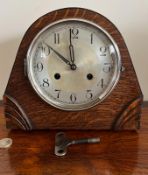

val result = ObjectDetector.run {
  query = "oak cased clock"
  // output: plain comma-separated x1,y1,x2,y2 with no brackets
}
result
3,8,143,130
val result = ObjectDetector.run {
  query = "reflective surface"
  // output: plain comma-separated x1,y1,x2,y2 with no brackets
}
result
0,106,148,175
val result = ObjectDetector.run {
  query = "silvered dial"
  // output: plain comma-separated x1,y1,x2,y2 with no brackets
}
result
27,19,121,111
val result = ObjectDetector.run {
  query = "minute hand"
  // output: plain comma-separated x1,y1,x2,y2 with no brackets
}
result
69,29,75,64
44,42,71,66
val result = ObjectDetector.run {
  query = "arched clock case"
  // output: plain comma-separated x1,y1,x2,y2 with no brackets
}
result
3,8,143,130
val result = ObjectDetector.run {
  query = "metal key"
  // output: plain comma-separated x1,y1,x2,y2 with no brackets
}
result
55,132,100,156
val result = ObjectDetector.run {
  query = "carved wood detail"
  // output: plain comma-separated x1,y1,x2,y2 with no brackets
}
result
112,97,143,130
4,95,32,130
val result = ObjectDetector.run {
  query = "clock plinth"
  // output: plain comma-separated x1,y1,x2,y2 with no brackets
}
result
3,8,143,130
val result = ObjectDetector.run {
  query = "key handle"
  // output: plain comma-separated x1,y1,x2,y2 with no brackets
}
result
54,132,100,156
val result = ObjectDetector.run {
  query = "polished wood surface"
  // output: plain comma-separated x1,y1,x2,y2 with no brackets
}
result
0,105,148,175
4,8,143,130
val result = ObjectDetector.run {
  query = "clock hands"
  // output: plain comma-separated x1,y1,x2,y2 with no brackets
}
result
43,41,77,70
69,29,77,70
43,42,71,66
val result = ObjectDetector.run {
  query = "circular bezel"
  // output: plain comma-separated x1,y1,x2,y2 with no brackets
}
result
27,18,121,111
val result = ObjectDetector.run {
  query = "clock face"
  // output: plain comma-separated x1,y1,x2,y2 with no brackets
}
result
27,19,121,111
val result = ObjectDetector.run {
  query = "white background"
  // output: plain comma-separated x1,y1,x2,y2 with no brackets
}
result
0,0,148,100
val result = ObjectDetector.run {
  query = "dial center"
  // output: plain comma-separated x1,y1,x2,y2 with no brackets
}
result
71,64,77,70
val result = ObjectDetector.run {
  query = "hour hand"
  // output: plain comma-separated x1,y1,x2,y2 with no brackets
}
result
43,42,71,66
69,29,77,70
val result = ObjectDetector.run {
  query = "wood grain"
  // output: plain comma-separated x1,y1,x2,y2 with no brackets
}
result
4,8,143,130
0,106,148,175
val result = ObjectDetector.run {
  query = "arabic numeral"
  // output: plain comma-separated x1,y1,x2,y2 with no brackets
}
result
55,89,61,98
70,94,77,103
103,63,113,73
91,33,93,44
86,90,93,99
97,78,104,88
71,28,79,39
100,46,107,56
100,79,104,88
42,78,49,87
38,43,50,57
54,33,60,44
36,62,43,72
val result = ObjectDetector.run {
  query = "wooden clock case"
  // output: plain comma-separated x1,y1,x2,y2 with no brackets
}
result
3,8,143,130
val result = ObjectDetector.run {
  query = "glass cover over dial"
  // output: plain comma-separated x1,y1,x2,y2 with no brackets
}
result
27,19,121,111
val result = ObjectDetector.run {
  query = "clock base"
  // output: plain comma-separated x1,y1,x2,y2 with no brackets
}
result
4,94,142,131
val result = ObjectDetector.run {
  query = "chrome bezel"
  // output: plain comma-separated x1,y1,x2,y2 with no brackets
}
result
27,18,121,111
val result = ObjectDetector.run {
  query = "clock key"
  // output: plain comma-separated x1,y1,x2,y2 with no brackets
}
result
54,132,100,156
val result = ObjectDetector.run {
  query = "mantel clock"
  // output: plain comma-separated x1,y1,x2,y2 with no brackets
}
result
4,8,143,130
